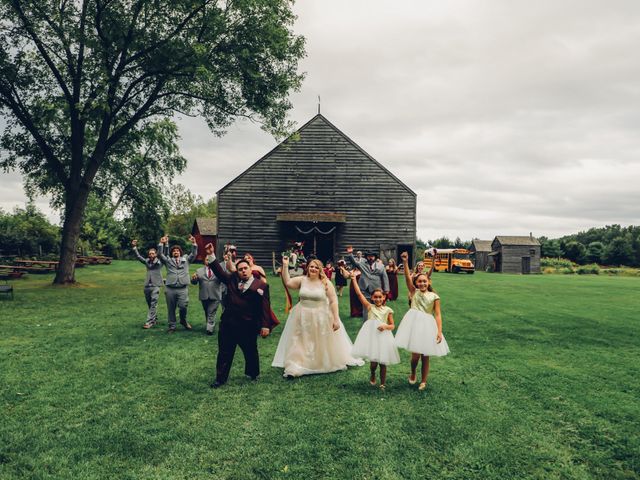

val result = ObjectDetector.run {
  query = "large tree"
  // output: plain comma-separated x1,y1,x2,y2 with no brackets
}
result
0,0,305,283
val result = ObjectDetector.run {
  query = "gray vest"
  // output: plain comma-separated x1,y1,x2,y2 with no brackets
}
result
133,248,163,287
192,266,225,301
160,244,197,288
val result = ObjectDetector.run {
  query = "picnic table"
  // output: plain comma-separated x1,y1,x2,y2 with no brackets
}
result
0,264,29,279
13,259,59,273
78,255,113,265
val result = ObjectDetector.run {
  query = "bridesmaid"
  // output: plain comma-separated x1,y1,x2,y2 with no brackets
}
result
386,258,399,301
334,259,348,297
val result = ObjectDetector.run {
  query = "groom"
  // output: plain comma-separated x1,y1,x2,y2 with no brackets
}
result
207,249,277,388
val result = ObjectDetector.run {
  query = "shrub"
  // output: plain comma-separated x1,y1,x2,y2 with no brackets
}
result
541,257,574,268
561,267,575,274
576,264,600,275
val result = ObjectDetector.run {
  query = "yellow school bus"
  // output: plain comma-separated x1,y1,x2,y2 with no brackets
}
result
423,248,475,273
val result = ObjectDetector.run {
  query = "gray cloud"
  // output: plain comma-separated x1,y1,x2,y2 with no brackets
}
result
2,0,639,242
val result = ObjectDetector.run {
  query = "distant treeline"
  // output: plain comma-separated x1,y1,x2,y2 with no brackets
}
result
0,189,216,259
539,225,640,267
418,226,639,267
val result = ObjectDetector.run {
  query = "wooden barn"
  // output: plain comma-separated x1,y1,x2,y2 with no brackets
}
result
191,217,217,262
489,235,541,274
216,114,417,267
470,239,492,272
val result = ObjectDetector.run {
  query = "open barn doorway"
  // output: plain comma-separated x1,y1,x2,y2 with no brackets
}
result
279,221,338,264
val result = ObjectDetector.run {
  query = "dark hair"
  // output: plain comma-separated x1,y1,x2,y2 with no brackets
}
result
412,273,434,292
371,288,385,297
235,259,250,269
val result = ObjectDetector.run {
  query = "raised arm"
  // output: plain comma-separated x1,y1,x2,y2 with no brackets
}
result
401,251,415,295
225,254,236,272
131,240,146,264
344,245,362,269
207,252,232,284
186,235,198,263
157,236,169,263
281,255,303,290
426,262,435,278
349,270,371,310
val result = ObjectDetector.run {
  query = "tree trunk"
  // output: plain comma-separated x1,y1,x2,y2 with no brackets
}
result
54,185,90,284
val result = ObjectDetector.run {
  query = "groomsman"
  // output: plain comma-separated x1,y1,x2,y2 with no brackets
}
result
131,239,164,329
191,243,225,335
207,251,276,388
158,235,198,333
346,245,390,321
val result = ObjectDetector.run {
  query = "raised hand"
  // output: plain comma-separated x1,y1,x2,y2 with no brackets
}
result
205,243,214,254
131,239,138,247
346,245,353,254
400,251,409,262
188,234,196,244
282,255,289,266
160,235,168,244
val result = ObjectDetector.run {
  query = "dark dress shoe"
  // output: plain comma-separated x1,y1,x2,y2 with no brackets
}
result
210,381,225,389
180,321,192,330
167,328,176,334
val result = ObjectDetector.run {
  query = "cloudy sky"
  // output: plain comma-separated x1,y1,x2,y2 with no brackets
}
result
2,0,640,242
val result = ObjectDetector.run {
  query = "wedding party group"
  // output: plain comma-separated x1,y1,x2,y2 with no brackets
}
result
131,237,449,390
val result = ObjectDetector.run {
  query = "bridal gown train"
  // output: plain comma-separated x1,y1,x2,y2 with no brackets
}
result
272,279,364,377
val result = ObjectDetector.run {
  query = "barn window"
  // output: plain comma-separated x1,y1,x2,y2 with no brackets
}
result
530,249,536,256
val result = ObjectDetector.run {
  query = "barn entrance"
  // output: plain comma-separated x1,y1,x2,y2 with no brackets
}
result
276,212,346,264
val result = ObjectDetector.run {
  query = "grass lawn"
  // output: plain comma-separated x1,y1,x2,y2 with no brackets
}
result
1,261,639,479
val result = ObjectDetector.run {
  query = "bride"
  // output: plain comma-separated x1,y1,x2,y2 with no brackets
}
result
272,256,364,377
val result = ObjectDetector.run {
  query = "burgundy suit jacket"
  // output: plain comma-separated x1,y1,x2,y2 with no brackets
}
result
210,260,278,333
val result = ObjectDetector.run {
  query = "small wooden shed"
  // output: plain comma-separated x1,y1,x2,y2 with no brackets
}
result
489,235,541,274
191,217,217,262
470,239,492,272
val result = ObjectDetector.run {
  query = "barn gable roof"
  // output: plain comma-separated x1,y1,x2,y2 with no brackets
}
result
193,217,217,236
217,114,415,196
494,235,540,246
471,239,492,252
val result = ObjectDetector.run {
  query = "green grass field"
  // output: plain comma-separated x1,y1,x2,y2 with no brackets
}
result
1,262,639,480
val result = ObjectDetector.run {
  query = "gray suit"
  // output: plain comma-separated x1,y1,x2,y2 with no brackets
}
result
159,243,197,329
191,264,225,332
133,247,164,326
346,253,390,321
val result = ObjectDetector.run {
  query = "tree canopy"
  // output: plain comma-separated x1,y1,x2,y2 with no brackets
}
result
0,0,305,283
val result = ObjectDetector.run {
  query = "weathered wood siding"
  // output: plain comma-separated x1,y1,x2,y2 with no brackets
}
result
473,251,489,271
491,240,541,274
217,115,416,266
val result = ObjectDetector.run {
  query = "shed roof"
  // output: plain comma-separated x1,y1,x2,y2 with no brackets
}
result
471,239,492,252
217,114,415,196
494,236,540,246
193,217,217,236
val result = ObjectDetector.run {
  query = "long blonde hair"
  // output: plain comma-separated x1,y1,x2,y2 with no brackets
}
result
306,259,329,292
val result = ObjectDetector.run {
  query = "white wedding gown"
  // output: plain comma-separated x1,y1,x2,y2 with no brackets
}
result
272,279,364,377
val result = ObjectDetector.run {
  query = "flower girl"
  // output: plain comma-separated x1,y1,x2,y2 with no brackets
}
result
395,252,449,390
350,272,400,389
